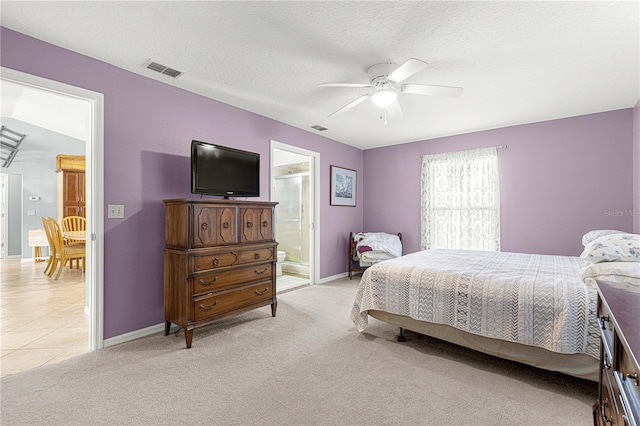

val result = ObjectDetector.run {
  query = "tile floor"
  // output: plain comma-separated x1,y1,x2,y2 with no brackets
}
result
0,257,89,377
277,273,310,293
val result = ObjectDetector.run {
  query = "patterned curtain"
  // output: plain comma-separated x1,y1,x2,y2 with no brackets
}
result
421,147,500,251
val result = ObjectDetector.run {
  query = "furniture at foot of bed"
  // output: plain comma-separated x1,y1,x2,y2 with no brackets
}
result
593,279,639,425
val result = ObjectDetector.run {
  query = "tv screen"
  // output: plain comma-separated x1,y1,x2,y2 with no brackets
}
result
191,140,260,198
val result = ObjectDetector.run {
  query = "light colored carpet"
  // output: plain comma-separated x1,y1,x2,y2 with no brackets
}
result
1,277,595,425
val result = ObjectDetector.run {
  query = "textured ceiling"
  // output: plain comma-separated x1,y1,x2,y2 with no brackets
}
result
1,1,638,149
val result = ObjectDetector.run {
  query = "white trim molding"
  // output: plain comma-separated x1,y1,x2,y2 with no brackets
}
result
1,66,105,351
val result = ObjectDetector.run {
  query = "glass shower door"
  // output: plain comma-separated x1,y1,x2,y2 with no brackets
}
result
274,175,303,264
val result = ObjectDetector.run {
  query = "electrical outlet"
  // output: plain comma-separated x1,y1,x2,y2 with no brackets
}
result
107,204,125,219
26,210,36,216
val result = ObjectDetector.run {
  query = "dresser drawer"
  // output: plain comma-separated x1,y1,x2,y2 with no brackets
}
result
619,346,640,416
192,281,274,322
601,370,625,426
193,252,238,272
599,301,614,351
193,264,273,295
238,247,274,264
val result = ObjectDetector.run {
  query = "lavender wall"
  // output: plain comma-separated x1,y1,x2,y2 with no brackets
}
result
634,100,640,233
1,28,363,339
363,110,634,256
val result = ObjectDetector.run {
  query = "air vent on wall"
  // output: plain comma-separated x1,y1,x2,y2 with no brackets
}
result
311,125,328,131
143,60,183,78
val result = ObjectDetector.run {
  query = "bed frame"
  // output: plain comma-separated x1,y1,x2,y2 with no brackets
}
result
348,232,402,279
370,310,598,381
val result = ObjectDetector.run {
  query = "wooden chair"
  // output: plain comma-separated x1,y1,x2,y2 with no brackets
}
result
47,217,85,280
61,215,86,269
61,216,86,244
348,232,402,279
40,217,56,277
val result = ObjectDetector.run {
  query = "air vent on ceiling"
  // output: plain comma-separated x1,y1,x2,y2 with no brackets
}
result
311,125,328,131
143,60,183,78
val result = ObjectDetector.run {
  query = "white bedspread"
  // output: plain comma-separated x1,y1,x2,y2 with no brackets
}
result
351,249,600,358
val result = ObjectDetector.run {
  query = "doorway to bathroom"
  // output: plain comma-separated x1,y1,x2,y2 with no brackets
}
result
270,141,319,292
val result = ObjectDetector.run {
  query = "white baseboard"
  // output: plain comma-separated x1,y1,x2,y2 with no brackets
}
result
317,272,348,284
102,273,349,348
103,323,164,348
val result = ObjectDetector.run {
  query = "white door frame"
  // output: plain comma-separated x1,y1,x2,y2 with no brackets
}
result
0,173,7,259
270,140,320,285
1,67,105,350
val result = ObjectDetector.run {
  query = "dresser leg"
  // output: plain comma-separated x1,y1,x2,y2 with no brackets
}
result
164,320,171,336
271,301,278,317
185,329,193,349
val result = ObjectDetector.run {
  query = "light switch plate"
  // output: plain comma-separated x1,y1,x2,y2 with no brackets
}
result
107,204,124,219
26,210,36,216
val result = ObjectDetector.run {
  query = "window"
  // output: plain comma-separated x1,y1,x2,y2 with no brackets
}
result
421,147,500,251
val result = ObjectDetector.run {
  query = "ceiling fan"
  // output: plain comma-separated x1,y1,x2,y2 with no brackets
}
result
318,58,463,120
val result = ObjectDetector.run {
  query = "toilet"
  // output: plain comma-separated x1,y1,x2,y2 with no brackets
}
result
276,251,286,276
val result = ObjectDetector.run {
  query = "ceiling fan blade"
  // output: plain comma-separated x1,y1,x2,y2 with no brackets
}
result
386,99,404,121
387,58,428,83
317,83,373,88
328,94,370,117
401,83,464,98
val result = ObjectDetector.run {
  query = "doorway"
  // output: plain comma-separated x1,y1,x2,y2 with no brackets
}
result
1,67,104,359
270,141,320,292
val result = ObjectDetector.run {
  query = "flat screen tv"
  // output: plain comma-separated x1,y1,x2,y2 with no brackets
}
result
191,140,260,198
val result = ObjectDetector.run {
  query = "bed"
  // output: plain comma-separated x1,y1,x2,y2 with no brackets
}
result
350,249,602,381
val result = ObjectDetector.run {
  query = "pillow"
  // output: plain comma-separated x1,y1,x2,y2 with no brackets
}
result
582,229,628,246
580,262,640,287
580,233,640,264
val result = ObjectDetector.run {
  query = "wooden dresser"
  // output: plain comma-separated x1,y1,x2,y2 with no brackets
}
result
594,280,640,426
163,199,278,348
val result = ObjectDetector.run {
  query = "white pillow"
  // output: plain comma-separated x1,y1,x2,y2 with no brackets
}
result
582,229,628,246
580,262,640,287
580,233,640,264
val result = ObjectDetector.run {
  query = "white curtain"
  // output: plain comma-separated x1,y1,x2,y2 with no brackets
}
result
421,147,500,251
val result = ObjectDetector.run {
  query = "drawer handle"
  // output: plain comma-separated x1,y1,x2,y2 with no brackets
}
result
223,221,230,229
626,372,639,386
254,287,269,296
199,300,219,311
254,267,268,275
599,315,609,329
254,253,261,260
262,220,269,228
212,258,220,266
201,222,209,230
246,221,253,229
198,277,219,286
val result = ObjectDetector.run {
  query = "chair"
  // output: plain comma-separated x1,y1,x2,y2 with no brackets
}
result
348,232,402,279
62,216,86,269
40,217,56,277
61,216,86,244
47,217,85,280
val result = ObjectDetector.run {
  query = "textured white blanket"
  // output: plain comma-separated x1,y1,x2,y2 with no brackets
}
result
351,249,600,358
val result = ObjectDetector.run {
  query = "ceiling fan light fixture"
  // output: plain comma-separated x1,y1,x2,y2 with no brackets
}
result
370,89,397,108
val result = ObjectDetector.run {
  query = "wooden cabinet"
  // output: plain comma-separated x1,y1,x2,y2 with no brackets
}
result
163,199,278,348
594,280,640,426
56,155,86,219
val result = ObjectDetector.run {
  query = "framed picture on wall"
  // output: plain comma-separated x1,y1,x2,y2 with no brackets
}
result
330,165,356,207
